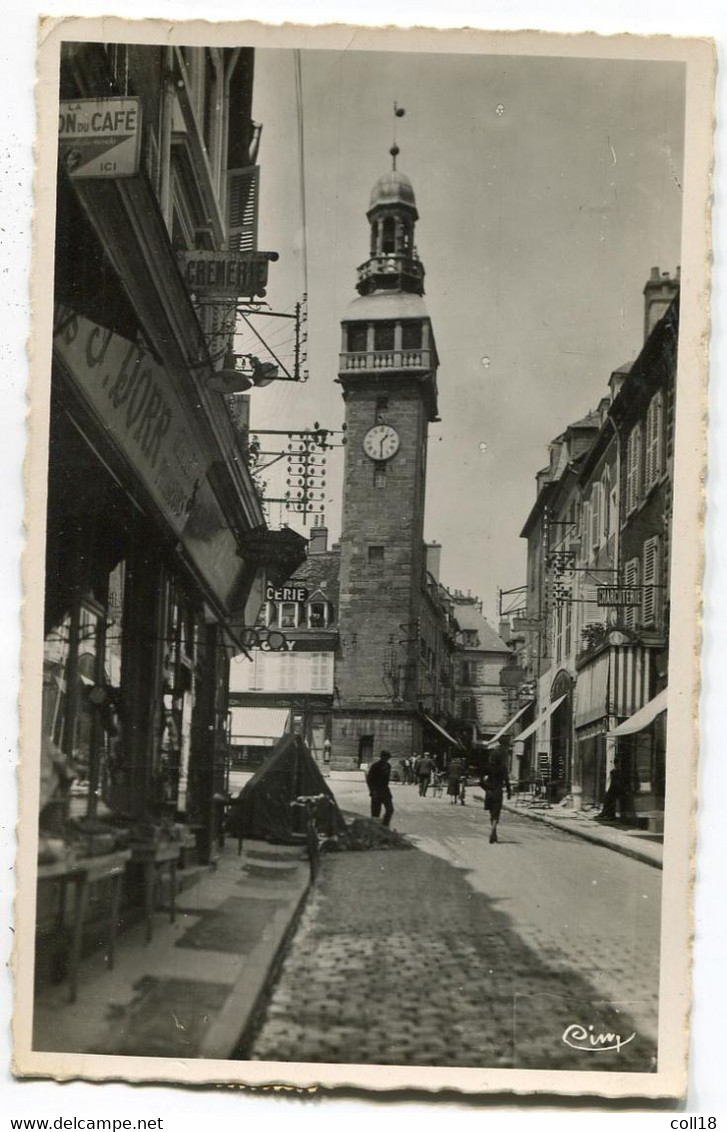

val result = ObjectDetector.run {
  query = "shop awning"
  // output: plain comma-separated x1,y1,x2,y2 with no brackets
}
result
484,701,534,748
422,713,461,747
609,688,668,737
229,706,290,745
513,694,568,744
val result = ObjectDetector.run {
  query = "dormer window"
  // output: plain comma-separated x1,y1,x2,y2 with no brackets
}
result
307,599,335,629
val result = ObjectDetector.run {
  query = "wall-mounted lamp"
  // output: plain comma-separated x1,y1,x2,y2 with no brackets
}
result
206,348,280,394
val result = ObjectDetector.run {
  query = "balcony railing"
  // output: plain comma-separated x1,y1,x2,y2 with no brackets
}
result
339,348,433,373
357,254,424,287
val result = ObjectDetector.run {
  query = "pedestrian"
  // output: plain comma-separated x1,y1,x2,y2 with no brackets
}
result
447,754,465,805
402,756,412,785
366,749,394,827
480,752,511,842
417,750,434,796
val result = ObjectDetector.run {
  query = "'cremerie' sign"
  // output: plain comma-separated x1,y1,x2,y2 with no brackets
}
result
179,250,279,300
597,586,642,607
58,98,142,179
266,584,309,604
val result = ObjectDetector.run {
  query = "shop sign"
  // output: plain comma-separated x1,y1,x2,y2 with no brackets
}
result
58,98,142,179
179,250,279,300
597,586,641,607
265,584,309,603
53,305,208,537
240,628,292,652
239,525,307,582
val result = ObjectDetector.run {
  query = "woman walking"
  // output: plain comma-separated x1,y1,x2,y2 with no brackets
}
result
481,752,511,842
447,754,466,805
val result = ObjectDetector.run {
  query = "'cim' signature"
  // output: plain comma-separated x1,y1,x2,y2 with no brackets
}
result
562,1023,636,1053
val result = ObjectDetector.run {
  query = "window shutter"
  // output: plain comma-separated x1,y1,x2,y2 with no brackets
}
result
227,166,259,252
627,426,642,513
649,393,663,487
624,558,640,629
591,484,601,549
642,537,660,626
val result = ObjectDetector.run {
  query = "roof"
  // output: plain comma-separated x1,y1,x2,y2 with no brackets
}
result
369,169,417,212
343,291,431,323
289,546,341,608
453,600,509,652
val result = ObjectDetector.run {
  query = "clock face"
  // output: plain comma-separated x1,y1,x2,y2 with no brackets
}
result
363,423,400,462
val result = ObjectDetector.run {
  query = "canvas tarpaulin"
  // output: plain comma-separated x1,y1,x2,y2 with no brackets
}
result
226,732,348,844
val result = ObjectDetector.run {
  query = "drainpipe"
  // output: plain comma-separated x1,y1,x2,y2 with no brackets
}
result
220,49,241,227
159,47,175,231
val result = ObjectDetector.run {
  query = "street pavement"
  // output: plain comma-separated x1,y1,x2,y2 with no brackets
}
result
244,777,662,1072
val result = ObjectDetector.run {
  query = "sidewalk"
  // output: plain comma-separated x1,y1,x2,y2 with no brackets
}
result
502,797,663,869
32,840,310,1060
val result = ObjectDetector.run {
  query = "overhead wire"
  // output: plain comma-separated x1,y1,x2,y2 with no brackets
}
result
294,49,309,300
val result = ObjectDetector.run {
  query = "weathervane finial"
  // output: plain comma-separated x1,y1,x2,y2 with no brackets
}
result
392,102,406,169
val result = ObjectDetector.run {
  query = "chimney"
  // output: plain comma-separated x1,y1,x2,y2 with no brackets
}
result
308,517,328,555
609,363,630,402
426,542,442,582
643,266,680,342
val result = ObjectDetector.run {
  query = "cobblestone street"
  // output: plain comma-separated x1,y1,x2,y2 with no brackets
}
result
243,779,662,1072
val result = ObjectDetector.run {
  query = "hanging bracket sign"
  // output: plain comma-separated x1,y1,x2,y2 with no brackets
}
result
597,586,642,607
58,98,142,179
179,250,280,300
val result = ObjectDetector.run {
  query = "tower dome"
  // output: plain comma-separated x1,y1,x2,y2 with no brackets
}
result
369,169,417,213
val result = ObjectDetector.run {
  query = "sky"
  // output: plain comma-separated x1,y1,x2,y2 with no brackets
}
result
244,48,685,623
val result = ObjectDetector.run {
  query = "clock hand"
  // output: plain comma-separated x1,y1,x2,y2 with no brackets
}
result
379,437,385,457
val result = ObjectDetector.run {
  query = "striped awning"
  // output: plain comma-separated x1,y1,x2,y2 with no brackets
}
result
609,688,668,737
229,706,290,745
484,701,534,748
609,644,652,719
513,694,568,744
423,714,461,747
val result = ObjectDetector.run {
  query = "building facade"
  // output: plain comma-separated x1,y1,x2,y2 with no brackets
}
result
514,269,678,824
331,154,455,768
41,43,302,866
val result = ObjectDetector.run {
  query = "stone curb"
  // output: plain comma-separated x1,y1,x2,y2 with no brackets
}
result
199,861,311,1059
502,802,663,870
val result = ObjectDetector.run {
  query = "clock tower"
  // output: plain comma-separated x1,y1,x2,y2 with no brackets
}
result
332,145,440,769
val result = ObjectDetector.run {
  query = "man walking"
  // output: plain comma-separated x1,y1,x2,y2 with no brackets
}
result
366,749,394,827
417,750,434,797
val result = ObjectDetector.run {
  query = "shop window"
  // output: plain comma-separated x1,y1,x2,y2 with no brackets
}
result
401,322,422,350
347,324,368,353
374,323,395,352
266,601,279,627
